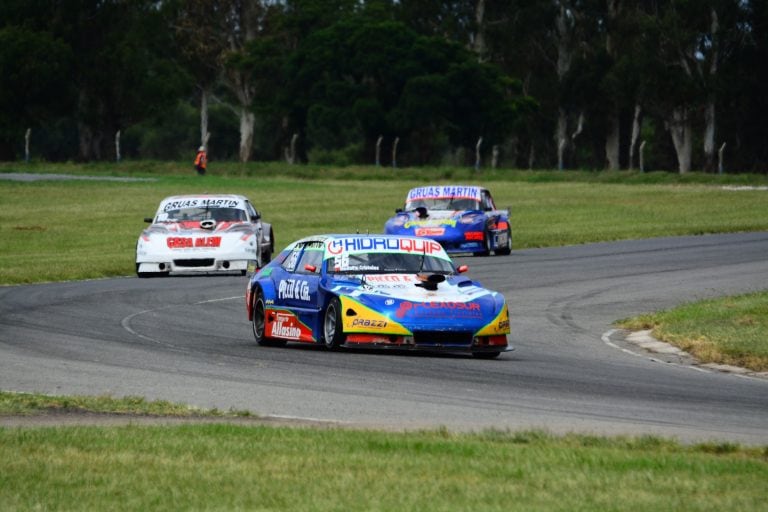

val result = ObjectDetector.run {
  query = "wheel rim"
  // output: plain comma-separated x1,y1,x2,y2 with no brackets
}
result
324,304,337,346
253,298,265,340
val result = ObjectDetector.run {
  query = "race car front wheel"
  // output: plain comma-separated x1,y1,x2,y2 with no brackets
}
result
252,288,286,347
323,297,345,350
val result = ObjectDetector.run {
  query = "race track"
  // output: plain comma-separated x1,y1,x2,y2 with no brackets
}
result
1,232,767,445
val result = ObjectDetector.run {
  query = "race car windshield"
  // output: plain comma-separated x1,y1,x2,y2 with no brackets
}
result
406,198,480,211
161,207,246,222
326,252,454,275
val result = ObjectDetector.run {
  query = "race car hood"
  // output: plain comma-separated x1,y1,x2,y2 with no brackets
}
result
397,209,474,224
144,220,253,234
329,273,508,334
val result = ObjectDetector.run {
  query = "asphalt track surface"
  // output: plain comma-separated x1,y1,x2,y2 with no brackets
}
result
1,232,767,445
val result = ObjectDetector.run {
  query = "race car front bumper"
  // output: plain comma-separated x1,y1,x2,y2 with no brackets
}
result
137,257,252,274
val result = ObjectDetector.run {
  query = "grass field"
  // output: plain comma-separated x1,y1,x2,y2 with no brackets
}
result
1,418,766,511
2,163,768,510
618,290,768,372
2,163,768,284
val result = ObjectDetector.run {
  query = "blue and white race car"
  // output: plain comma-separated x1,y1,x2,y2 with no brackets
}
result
384,185,511,256
245,234,511,358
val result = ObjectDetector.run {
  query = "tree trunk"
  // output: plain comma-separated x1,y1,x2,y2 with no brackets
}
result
472,0,486,61
605,113,620,170
703,96,716,173
669,107,692,173
628,104,642,170
554,3,574,171
239,108,255,163
556,108,567,170
604,0,622,171
200,87,210,148
703,6,719,172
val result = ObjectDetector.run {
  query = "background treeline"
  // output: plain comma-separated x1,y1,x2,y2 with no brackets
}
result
1,0,767,172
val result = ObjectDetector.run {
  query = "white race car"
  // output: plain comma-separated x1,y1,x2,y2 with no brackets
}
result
136,194,274,277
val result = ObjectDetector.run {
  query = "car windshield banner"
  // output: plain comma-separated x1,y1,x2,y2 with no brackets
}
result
406,186,482,202
161,197,244,212
325,236,449,260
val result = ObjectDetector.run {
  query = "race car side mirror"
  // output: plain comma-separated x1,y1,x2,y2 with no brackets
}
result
252,211,261,221
144,217,153,223
395,208,403,213
457,265,469,273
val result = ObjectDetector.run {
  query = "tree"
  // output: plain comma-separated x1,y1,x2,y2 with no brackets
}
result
285,15,526,165
0,26,73,159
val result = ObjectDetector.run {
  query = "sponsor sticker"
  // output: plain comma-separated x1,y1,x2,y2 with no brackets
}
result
404,218,457,228
415,227,445,236
166,236,222,249
406,186,482,201
278,279,311,301
268,310,313,341
326,237,444,257
395,301,482,319
162,198,242,212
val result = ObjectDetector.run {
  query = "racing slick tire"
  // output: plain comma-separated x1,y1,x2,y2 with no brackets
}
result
472,351,501,359
252,287,286,347
494,227,512,256
262,228,274,264
323,297,346,350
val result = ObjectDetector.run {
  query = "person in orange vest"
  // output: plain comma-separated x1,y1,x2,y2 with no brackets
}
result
194,145,207,175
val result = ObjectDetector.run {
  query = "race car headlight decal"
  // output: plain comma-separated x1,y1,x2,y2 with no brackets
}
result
474,303,510,336
339,296,411,335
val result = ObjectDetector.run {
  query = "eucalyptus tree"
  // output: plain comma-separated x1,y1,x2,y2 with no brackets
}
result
654,0,750,173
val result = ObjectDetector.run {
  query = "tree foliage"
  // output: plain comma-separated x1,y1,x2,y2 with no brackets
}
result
0,0,766,172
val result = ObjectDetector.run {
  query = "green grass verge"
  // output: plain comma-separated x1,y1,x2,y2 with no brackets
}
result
2,163,768,284
0,391,251,417
0,423,766,511
618,291,768,372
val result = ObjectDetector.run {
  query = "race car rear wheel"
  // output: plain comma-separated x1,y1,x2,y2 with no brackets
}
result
494,227,512,256
252,288,286,347
323,297,345,350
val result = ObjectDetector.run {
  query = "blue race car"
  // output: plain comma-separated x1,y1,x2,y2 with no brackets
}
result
245,234,511,358
384,185,511,256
